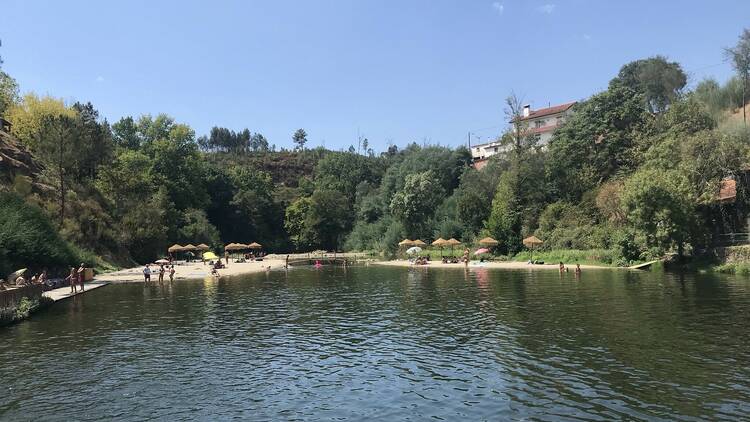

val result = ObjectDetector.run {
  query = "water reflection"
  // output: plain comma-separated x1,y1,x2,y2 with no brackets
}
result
0,266,748,420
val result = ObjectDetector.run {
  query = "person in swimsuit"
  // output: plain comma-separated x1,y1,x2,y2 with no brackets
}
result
68,267,77,294
169,265,175,282
158,265,165,283
78,263,86,292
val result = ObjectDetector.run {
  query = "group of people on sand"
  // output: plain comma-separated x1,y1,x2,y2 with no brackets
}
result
142,263,176,283
558,262,582,276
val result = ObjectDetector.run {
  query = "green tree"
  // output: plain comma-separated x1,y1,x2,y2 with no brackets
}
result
725,28,750,126
177,209,221,247
546,84,650,201
610,56,687,113
0,71,18,116
485,170,523,255
621,168,696,257
307,189,350,250
293,128,308,150
284,196,313,250
112,116,142,150
95,149,153,218
389,170,445,237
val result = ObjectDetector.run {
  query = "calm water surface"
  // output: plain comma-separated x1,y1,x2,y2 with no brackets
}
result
1,266,749,421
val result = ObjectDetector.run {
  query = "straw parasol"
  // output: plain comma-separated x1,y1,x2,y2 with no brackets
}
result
183,244,197,251
523,236,544,262
478,237,499,247
398,239,415,247
431,238,447,246
412,239,426,246
522,236,543,248
168,244,184,253
431,238,447,257
446,238,462,256
224,243,246,251
196,243,210,251
247,242,262,250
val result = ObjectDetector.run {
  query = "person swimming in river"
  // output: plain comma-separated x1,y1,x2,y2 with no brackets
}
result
575,264,582,276
169,265,175,282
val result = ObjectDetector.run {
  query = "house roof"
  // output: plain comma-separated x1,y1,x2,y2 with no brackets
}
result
718,178,737,203
518,102,576,121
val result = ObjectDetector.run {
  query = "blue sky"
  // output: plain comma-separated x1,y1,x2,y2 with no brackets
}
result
1,1,748,151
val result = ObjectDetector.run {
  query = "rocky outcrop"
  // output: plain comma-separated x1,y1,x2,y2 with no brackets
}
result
0,129,45,188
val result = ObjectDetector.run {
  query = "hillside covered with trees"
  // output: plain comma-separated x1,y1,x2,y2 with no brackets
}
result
1,29,750,273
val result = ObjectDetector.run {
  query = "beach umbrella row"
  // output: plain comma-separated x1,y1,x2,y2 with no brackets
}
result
168,243,210,253
224,242,263,251
397,235,541,258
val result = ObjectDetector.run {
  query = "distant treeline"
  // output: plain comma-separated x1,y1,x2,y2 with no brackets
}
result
0,29,749,273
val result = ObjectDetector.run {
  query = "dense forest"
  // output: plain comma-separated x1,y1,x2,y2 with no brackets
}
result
1,29,750,274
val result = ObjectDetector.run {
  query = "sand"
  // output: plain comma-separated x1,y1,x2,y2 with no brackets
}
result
373,260,618,270
94,258,287,283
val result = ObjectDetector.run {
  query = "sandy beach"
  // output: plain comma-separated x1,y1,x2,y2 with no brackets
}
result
94,258,287,283
373,260,618,270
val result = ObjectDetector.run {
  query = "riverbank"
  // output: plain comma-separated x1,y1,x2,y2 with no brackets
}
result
373,260,617,270
94,258,287,283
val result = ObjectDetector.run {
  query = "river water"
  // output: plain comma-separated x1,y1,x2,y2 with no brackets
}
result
0,266,749,421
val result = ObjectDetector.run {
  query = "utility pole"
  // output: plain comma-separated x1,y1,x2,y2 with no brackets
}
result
467,131,471,149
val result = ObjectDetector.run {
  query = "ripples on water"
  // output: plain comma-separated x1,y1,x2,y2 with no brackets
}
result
0,266,749,420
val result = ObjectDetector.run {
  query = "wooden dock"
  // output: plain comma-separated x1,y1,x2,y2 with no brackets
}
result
42,281,109,302
629,260,660,270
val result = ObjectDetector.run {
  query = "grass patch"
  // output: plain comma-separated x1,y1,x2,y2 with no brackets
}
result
714,262,750,275
512,249,633,267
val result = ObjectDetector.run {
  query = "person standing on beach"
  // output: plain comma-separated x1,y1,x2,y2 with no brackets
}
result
143,264,151,282
158,265,165,283
78,263,86,292
169,265,175,282
225,251,229,266
68,267,77,294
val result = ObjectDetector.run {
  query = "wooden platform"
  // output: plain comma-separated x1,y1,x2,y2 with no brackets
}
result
629,260,660,270
42,281,109,302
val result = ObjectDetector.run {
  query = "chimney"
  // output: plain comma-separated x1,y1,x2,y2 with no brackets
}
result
522,104,530,118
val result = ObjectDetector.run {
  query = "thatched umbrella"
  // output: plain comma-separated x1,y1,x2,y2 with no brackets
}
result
431,238,447,257
398,239,415,247
196,243,210,251
168,244,184,253
247,242,262,250
224,243,242,251
183,244,197,251
522,236,544,262
478,237,499,247
446,238,462,256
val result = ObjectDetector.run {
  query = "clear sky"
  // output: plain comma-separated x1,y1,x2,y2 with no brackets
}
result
1,1,748,151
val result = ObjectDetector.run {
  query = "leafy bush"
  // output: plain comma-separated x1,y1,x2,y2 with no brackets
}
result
0,192,79,276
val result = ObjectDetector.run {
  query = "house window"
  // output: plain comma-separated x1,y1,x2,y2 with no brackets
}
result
535,120,545,128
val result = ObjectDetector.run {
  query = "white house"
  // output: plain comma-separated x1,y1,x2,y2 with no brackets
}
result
470,101,576,165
